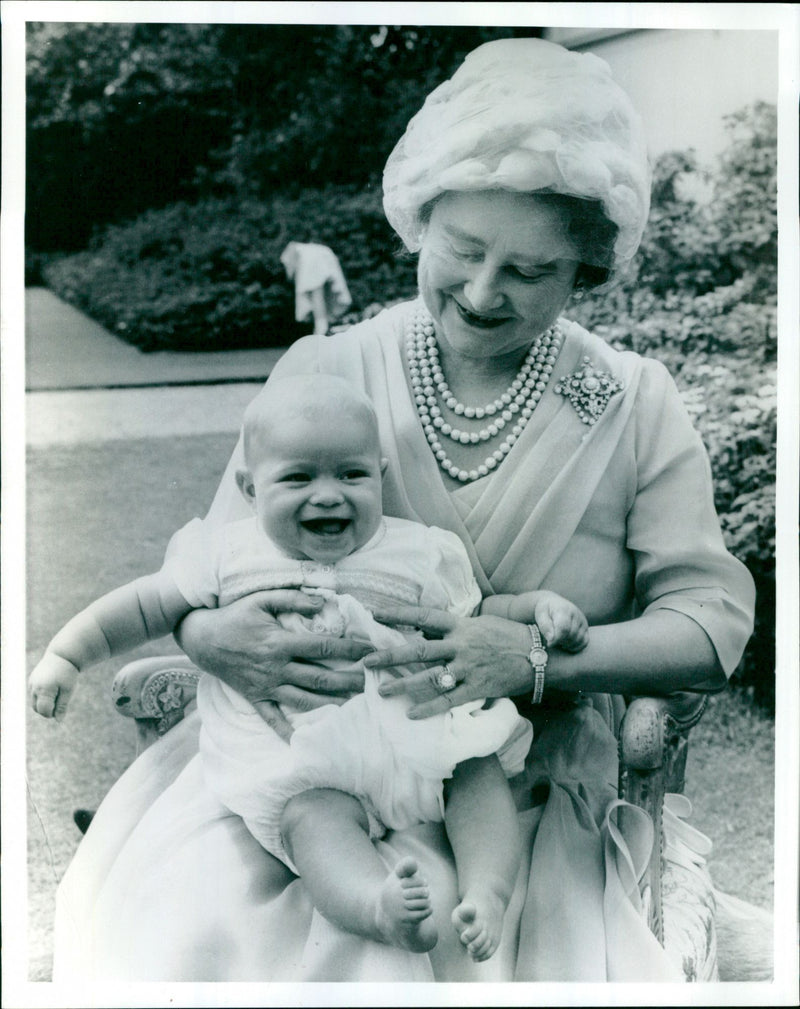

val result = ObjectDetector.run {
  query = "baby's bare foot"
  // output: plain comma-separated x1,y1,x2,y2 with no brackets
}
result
451,890,506,962
375,856,437,953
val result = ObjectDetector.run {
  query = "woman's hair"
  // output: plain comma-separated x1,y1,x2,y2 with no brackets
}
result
384,38,651,288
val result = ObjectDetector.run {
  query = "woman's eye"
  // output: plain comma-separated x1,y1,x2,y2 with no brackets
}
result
512,267,545,282
448,243,482,262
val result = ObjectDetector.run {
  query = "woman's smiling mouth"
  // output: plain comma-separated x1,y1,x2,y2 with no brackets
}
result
453,301,509,329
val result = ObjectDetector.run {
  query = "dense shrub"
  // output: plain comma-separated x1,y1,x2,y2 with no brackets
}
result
42,186,419,351
570,103,777,708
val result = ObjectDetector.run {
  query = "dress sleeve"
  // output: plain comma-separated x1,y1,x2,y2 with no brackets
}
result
419,527,483,618
628,359,755,681
161,517,223,609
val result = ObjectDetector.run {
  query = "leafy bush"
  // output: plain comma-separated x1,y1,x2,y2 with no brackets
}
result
42,186,419,351
571,103,777,708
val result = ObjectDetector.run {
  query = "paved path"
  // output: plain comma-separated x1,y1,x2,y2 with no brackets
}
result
25,288,288,444
26,287,287,391
26,384,266,445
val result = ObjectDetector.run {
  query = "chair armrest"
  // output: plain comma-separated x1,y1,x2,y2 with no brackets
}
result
620,692,708,790
112,655,202,753
618,691,708,946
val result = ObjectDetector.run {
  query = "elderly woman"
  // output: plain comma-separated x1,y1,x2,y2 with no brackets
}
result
53,38,754,983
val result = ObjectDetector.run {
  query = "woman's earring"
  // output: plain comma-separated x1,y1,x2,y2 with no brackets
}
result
572,288,585,303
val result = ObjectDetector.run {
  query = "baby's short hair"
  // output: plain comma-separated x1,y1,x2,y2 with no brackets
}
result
242,373,380,467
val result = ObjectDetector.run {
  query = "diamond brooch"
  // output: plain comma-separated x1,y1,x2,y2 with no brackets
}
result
554,357,624,425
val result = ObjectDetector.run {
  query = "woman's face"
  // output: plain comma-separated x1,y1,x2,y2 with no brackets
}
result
417,190,581,361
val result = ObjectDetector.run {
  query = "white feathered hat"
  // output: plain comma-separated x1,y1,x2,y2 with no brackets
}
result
382,38,651,282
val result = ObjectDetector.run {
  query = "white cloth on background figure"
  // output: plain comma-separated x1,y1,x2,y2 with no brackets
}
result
280,241,352,324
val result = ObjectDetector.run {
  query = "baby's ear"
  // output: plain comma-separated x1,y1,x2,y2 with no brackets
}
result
380,457,389,477
235,469,256,507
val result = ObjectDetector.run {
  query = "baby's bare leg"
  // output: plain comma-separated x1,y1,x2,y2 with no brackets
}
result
280,788,437,952
445,755,521,962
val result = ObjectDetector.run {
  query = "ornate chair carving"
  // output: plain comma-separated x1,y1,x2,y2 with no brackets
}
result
110,658,717,979
111,655,202,754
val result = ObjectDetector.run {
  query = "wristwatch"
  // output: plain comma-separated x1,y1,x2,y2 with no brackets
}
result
528,624,548,704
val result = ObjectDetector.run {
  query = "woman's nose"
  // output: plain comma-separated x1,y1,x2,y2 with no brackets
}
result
463,264,504,313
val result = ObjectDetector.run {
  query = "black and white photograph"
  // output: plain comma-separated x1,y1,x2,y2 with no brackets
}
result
3,2,798,1006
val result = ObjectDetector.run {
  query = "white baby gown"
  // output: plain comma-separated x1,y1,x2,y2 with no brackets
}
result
164,515,533,870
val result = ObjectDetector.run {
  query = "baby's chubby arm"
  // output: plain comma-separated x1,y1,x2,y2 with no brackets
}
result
29,571,193,720
480,590,588,653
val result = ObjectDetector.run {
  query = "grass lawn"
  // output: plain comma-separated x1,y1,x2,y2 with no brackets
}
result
26,432,238,980
24,432,775,980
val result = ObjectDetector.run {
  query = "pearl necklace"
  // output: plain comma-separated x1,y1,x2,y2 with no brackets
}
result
406,307,563,483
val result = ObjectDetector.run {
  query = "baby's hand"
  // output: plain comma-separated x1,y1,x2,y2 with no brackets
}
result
533,592,588,653
28,653,79,720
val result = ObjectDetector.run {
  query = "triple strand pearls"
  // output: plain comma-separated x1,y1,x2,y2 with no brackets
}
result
406,308,563,483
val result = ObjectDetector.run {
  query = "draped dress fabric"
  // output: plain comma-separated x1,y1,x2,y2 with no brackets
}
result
53,299,755,983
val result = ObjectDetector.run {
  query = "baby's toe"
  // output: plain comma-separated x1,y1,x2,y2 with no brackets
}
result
394,856,419,879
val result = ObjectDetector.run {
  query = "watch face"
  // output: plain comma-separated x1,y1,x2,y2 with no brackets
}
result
530,647,548,668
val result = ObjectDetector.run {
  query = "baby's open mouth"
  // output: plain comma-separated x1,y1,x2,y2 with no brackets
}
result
301,518,351,535
455,302,508,328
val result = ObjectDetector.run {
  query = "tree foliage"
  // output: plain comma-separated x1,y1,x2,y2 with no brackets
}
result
26,22,537,250
26,22,236,249
570,102,777,708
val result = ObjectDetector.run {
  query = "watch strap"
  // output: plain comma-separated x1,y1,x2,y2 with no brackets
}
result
528,623,547,704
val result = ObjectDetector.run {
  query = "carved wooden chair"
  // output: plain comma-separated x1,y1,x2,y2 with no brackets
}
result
110,656,717,980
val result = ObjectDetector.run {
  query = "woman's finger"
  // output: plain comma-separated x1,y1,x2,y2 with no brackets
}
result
251,700,294,742
364,638,453,672
370,659,430,681
407,684,477,720
289,631,374,664
282,660,365,695
377,662,460,702
249,589,327,618
378,670,431,697
370,604,458,638
270,684,351,712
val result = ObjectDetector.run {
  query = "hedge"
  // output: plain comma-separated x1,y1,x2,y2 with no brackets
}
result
41,185,418,351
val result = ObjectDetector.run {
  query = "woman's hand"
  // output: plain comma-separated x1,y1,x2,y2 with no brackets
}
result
176,590,371,733
365,604,534,719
